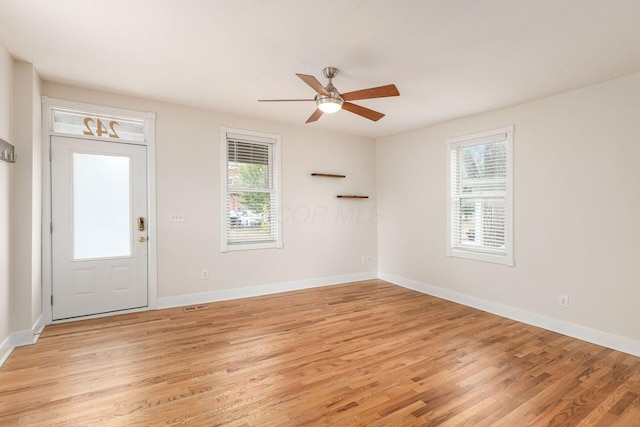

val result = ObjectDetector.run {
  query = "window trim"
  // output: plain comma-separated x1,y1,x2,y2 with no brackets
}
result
446,125,514,266
220,126,282,252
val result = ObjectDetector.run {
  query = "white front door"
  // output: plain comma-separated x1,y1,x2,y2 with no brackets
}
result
51,136,148,320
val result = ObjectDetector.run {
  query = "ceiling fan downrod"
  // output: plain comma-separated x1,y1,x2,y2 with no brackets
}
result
322,66,340,91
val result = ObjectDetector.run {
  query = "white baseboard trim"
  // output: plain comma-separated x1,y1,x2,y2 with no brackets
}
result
0,333,12,367
379,272,640,358
0,313,46,367
11,313,46,347
158,271,378,310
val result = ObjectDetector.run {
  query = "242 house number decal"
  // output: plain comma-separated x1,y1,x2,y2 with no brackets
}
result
83,117,120,139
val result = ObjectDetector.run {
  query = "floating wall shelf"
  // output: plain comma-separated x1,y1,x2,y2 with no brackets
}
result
311,173,367,199
311,173,346,178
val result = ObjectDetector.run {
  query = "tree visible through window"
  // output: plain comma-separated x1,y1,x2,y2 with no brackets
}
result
221,128,282,251
448,126,513,265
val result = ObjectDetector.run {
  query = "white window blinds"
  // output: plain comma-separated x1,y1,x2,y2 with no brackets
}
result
447,126,513,265
221,128,282,251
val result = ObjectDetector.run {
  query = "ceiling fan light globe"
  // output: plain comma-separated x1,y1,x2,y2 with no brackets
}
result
316,96,343,114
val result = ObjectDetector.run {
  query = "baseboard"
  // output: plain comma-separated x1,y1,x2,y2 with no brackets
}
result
379,272,640,358
0,333,12,367
0,313,46,367
11,313,46,347
158,271,378,310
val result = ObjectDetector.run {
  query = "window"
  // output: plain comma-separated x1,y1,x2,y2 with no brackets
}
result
447,125,513,265
220,127,282,251
51,108,146,142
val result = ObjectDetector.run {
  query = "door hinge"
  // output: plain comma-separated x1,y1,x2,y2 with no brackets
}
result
51,295,53,306
50,222,53,234
49,149,52,161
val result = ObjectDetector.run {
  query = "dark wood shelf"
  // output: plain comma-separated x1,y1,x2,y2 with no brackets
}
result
311,173,346,178
337,195,369,199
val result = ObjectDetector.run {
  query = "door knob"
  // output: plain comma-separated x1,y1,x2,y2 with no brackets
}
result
138,236,146,242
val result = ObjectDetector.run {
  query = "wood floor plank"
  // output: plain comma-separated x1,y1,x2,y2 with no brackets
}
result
1,279,640,426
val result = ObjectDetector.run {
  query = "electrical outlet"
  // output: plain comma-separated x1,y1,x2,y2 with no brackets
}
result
558,295,569,308
201,269,209,280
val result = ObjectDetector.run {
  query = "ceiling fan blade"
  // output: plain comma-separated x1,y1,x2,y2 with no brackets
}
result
342,102,385,121
296,73,330,96
341,84,400,101
258,99,314,102
305,109,323,123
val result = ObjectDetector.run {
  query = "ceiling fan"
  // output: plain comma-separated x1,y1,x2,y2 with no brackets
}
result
258,67,400,123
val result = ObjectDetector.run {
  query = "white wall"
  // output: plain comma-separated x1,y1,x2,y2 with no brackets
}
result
0,44,13,357
377,72,640,346
43,82,378,301
12,61,42,332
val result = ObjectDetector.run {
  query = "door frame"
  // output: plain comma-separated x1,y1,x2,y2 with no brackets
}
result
42,97,158,324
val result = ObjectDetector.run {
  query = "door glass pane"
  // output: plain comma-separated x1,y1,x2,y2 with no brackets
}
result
73,153,131,259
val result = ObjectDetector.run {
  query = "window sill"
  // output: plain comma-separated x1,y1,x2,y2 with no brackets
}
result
221,241,282,252
447,248,514,266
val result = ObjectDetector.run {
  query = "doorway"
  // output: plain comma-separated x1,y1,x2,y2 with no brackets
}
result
50,136,148,320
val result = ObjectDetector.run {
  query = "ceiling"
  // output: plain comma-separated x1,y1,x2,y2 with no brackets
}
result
1,0,640,139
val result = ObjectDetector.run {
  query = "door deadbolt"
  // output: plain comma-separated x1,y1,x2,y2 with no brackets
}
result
137,217,146,232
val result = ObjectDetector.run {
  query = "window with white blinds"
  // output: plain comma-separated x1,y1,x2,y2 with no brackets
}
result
220,127,282,251
447,125,514,265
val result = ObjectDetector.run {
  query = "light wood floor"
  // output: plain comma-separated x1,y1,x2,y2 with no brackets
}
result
1,280,639,426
